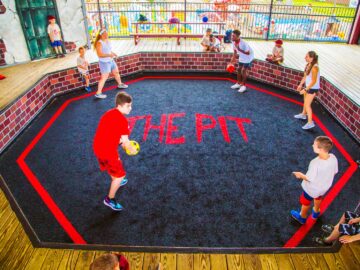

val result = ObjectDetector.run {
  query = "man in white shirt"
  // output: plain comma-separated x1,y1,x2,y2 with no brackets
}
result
229,29,254,93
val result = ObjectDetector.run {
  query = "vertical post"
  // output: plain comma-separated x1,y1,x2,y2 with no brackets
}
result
266,0,274,40
348,1,360,44
81,0,91,49
184,0,187,33
97,0,103,29
184,0,187,22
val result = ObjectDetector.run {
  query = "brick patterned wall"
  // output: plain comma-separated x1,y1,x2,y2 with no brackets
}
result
0,52,359,153
318,79,360,139
0,53,141,152
64,41,77,53
0,39,6,66
0,77,52,150
140,53,359,140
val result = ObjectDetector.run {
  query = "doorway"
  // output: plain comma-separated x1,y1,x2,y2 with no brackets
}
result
16,0,63,60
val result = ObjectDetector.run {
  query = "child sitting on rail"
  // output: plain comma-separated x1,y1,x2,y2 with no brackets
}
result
314,206,360,246
77,47,91,92
266,39,284,64
208,34,221,52
201,28,212,52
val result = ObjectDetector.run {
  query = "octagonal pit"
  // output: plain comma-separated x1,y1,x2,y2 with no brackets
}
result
0,75,358,253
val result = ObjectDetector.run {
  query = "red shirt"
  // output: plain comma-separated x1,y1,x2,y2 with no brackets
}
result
93,109,129,160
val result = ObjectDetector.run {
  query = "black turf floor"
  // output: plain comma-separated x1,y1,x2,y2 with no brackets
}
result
0,76,359,251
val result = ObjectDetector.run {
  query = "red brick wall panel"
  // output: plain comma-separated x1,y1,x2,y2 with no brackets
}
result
0,53,359,153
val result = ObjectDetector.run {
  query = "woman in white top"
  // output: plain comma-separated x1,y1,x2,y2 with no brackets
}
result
93,29,128,99
294,51,320,130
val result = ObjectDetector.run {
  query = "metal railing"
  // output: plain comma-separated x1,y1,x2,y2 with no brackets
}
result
85,1,359,42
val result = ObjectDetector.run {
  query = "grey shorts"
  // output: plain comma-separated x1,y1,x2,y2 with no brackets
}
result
99,60,117,74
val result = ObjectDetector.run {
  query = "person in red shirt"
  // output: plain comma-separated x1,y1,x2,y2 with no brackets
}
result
93,91,136,211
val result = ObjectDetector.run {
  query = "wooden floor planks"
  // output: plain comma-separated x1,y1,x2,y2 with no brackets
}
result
0,172,360,270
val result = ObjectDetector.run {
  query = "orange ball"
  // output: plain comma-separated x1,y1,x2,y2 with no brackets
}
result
226,63,235,73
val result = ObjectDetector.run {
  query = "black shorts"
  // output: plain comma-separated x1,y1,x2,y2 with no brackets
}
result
307,88,319,94
339,211,360,236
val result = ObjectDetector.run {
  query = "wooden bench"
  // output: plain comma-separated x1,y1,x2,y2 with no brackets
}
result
131,22,225,45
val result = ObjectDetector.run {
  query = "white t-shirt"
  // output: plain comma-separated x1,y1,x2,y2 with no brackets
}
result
272,46,284,57
305,64,320,89
232,39,254,63
210,38,220,48
77,56,89,74
302,153,338,198
47,24,61,41
201,35,210,46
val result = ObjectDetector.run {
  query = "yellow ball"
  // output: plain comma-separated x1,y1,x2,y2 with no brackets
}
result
125,140,140,156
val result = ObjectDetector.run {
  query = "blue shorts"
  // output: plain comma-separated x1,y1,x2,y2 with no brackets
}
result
79,70,89,76
51,40,62,47
99,60,117,74
238,61,253,69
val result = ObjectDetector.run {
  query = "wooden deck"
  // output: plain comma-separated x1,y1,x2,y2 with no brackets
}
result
0,189,359,269
1,39,360,269
0,39,359,110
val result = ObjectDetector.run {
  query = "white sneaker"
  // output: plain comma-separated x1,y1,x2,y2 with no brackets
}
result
294,113,307,120
118,83,128,89
238,85,247,93
94,93,107,99
231,83,241,89
302,122,315,130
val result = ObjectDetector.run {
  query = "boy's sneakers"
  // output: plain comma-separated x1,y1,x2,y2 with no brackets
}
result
231,83,241,89
238,85,247,93
294,113,307,120
120,178,128,187
95,93,107,99
85,86,91,92
314,236,332,246
302,122,315,130
312,208,321,219
321,224,334,234
118,83,128,89
103,197,123,211
290,210,307,224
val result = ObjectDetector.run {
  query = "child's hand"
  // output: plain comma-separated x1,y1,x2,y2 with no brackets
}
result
292,172,303,179
111,52,117,58
339,235,354,244
296,85,303,92
299,89,307,95
348,218,359,225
